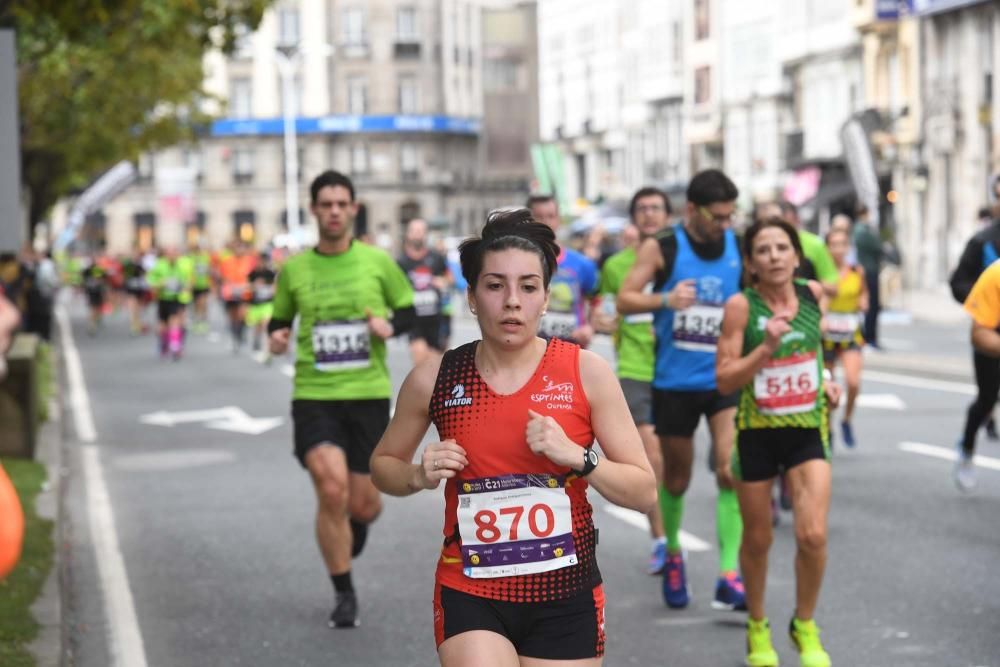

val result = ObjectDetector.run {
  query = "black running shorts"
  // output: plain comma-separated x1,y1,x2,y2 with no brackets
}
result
652,388,738,437
732,427,829,482
291,398,390,473
157,300,184,323
410,315,445,351
433,583,606,659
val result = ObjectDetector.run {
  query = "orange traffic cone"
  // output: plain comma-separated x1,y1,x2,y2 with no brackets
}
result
0,462,24,579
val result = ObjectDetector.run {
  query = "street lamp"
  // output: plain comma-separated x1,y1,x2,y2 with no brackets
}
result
274,43,333,248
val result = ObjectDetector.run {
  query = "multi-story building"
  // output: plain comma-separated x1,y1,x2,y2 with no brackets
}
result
84,0,532,255
719,0,785,208
916,0,1000,286
537,0,626,208
779,0,863,231
684,0,724,174
620,0,688,200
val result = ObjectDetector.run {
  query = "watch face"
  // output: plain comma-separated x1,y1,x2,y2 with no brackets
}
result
587,450,598,466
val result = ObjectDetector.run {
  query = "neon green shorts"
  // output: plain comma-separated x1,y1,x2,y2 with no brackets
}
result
246,302,273,326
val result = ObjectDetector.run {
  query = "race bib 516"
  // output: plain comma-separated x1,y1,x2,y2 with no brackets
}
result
754,352,819,415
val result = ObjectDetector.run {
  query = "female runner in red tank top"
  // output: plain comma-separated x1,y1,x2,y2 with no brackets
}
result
372,209,656,667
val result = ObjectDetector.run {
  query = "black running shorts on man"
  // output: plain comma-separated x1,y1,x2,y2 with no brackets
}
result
653,388,738,437
292,399,390,473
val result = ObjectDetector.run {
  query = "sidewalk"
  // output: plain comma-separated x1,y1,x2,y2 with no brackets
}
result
27,350,64,667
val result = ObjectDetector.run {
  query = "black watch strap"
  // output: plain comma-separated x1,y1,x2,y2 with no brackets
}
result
579,446,599,477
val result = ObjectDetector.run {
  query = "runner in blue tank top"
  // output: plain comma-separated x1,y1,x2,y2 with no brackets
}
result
528,195,599,347
618,169,746,612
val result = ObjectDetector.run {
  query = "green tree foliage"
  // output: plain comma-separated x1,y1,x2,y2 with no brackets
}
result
2,0,272,229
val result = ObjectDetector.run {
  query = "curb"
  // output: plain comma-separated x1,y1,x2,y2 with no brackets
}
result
27,343,64,667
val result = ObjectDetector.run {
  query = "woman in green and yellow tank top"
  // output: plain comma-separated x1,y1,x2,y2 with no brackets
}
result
716,218,841,667
822,228,868,448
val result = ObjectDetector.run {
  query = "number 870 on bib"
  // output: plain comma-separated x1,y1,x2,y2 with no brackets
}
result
457,473,578,579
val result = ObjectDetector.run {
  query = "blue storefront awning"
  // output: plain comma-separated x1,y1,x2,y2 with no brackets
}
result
212,114,481,137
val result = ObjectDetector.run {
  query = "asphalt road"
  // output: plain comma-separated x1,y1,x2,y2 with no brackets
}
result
57,298,1000,667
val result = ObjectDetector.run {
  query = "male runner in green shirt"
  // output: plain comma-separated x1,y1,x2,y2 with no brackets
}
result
594,187,671,574
269,170,415,628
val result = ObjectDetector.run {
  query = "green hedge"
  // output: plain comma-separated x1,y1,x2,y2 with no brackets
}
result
0,460,53,667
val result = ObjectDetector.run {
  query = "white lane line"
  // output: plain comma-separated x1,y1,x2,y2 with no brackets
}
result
864,370,975,396
56,306,96,442
899,442,1000,472
855,393,907,411
82,447,149,667
603,505,711,553
58,305,148,666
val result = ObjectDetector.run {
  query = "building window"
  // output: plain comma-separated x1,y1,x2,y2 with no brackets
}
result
278,6,300,47
342,7,366,46
694,66,711,105
230,77,252,117
232,147,254,184
397,6,418,41
136,153,154,185
398,75,418,113
347,75,367,115
233,24,253,59
351,143,369,175
400,201,421,225
400,143,419,181
694,0,710,41
233,210,256,244
183,147,203,183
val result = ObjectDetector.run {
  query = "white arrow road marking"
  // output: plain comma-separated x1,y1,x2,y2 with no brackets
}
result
899,442,1000,471
603,505,712,553
140,407,243,427
856,393,907,410
139,407,284,435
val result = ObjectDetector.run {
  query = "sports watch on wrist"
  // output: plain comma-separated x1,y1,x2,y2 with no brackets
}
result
577,446,599,477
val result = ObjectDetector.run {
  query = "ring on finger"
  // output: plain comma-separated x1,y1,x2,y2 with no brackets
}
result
434,459,440,469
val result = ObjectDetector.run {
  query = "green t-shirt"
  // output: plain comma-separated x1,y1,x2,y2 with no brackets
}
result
597,247,655,382
798,231,838,284
272,242,414,401
189,252,213,290
148,258,193,303
736,280,827,433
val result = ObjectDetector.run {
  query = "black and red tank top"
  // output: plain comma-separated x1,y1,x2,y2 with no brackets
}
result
429,338,600,602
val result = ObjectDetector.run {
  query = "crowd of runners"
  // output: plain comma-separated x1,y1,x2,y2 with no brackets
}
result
49,165,1000,667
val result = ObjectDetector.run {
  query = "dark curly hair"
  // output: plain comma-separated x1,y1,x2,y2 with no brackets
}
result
459,208,560,289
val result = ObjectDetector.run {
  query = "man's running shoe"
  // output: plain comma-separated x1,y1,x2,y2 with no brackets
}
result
953,441,976,491
789,617,830,667
712,571,747,611
986,417,999,441
662,551,690,608
329,591,360,628
745,617,779,666
648,538,667,575
841,421,856,448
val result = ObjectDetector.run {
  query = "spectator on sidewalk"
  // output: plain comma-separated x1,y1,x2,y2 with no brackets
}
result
853,204,883,348
949,198,1000,490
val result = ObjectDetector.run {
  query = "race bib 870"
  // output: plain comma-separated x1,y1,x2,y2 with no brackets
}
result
457,473,577,579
